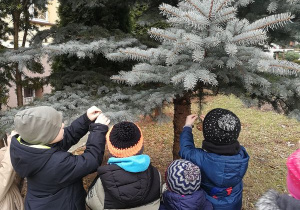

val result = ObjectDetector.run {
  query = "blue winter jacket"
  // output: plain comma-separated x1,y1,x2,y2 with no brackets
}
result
159,189,213,210
179,127,250,210
10,113,108,210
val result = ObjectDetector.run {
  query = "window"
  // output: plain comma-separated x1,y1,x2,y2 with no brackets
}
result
23,88,35,104
29,5,48,23
24,88,34,98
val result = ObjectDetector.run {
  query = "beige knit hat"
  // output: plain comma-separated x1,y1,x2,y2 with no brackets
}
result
14,106,63,145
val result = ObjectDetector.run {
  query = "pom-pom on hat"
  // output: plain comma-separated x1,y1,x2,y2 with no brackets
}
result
203,108,241,145
106,122,143,158
287,149,300,200
14,106,63,145
166,159,201,195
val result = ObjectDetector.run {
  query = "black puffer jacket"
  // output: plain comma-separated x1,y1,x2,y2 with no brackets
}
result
10,114,108,210
86,164,161,209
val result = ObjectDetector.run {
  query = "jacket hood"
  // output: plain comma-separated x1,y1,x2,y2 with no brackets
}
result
162,190,210,210
10,135,56,177
98,164,154,204
256,190,280,210
203,146,249,188
256,190,300,210
107,154,150,173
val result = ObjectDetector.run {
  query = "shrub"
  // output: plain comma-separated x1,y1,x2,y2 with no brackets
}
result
285,51,300,61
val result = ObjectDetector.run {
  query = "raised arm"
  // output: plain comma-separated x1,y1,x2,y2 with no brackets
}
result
179,115,204,167
54,114,110,186
59,106,102,151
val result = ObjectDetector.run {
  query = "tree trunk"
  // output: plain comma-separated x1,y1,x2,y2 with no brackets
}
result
154,107,161,118
22,3,30,47
12,8,25,192
172,93,191,160
15,64,23,106
12,11,23,106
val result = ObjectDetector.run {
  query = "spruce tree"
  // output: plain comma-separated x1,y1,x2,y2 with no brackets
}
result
106,0,300,159
0,63,10,110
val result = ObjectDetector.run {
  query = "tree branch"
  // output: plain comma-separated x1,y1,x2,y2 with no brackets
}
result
186,0,207,17
208,0,214,18
216,0,232,13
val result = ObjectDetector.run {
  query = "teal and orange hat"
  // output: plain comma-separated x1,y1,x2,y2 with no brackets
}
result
106,122,144,158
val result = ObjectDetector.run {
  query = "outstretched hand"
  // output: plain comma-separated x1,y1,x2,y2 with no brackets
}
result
185,114,198,127
87,106,102,121
95,113,110,125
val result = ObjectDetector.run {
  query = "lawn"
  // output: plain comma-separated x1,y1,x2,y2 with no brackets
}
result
82,94,300,210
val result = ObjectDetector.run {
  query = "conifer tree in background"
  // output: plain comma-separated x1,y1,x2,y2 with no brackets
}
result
106,0,300,159
0,63,11,110
0,0,48,106
238,0,300,44
0,11,10,110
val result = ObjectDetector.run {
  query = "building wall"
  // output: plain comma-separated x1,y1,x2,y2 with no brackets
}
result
48,0,60,24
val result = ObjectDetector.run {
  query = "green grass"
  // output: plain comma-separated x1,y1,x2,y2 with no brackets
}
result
81,94,300,210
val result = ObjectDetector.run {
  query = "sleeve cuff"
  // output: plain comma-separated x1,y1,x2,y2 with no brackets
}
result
183,125,193,129
182,126,193,132
89,123,108,132
83,113,93,123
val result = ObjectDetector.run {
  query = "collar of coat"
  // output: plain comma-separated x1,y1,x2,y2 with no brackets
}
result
107,154,150,173
17,136,51,149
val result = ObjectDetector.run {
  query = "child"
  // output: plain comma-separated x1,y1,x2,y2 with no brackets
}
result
10,106,110,210
0,131,24,210
256,146,300,210
86,121,161,210
159,159,213,210
179,108,250,210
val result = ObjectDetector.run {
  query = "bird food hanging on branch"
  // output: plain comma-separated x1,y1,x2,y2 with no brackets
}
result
196,116,203,131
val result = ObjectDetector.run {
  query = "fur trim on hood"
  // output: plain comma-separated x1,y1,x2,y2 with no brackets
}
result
256,190,280,210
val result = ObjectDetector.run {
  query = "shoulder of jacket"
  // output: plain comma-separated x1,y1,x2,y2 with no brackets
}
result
256,189,281,210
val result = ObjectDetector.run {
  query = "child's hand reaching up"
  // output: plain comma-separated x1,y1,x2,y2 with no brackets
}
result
95,113,110,125
185,114,198,127
87,106,102,121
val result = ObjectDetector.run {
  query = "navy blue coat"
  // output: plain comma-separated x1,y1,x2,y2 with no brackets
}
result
159,189,213,210
10,113,108,210
179,127,249,210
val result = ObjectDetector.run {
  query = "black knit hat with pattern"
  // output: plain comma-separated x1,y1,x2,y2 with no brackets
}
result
202,108,241,155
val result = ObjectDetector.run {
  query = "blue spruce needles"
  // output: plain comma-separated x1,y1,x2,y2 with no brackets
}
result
107,0,299,92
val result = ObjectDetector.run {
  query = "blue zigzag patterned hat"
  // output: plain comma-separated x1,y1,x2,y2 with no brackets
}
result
166,159,201,195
